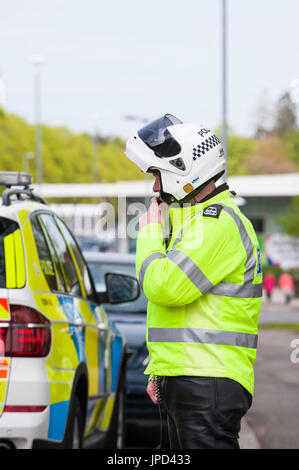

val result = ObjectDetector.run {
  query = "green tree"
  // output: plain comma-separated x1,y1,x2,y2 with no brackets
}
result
274,92,297,136
284,129,299,169
276,196,299,237
0,110,143,184
227,135,258,175
1,108,298,185
241,134,296,174
254,89,274,138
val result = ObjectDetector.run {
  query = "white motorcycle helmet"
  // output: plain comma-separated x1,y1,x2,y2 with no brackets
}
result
125,113,226,204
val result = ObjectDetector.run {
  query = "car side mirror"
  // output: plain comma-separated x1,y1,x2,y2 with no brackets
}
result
100,272,140,304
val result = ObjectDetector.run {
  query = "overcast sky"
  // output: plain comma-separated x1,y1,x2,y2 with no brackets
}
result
1,0,299,139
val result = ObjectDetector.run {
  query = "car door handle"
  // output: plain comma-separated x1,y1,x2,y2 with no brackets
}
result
74,318,84,329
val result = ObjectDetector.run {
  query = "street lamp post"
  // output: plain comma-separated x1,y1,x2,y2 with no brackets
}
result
0,70,5,108
91,112,100,184
22,152,35,174
222,0,228,178
29,54,44,185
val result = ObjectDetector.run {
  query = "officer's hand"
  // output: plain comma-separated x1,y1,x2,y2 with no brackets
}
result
147,379,159,405
139,197,162,230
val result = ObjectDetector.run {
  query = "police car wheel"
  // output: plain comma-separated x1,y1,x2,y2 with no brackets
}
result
115,386,125,449
72,415,81,449
65,396,84,449
106,364,126,449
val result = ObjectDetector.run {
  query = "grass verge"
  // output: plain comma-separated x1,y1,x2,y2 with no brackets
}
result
260,323,299,333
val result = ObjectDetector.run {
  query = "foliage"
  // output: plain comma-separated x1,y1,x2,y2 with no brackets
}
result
276,196,299,237
0,111,143,184
274,92,297,136
260,323,299,333
227,135,258,175
226,133,299,176
245,135,296,174
0,99,299,186
261,264,284,277
284,129,299,168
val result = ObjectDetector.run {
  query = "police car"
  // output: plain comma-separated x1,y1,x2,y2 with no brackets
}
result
0,172,138,449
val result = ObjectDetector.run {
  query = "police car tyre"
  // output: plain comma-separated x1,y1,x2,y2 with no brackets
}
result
0,440,14,449
105,358,126,449
64,396,84,449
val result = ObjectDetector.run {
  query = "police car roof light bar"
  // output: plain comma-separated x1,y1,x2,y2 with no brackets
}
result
0,172,33,188
0,172,47,206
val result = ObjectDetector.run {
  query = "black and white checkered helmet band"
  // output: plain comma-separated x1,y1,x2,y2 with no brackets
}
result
192,135,221,160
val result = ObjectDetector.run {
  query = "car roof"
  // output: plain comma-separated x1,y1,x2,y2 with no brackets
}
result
0,199,49,222
83,251,136,265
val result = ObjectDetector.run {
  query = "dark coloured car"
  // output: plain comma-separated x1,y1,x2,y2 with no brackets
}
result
77,236,117,253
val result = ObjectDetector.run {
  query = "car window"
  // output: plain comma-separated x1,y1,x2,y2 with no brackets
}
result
88,262,148,313
0,217,19,288
39,214,82,297
31,216,60,292
56,218,95,299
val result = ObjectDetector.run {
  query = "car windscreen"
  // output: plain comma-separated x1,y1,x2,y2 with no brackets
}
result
88,262,148,313
0,217,19,288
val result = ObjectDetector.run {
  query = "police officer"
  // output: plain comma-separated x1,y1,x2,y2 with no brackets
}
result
125,114,263,449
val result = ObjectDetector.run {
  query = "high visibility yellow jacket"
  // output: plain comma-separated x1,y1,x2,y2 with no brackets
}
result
136,186,263,395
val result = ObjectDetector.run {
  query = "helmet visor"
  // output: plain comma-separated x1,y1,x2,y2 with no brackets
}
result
138,114,182,158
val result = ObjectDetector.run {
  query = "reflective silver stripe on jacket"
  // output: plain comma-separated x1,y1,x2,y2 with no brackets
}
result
148,327,258,349
138,204,262,298
207,205,262,298
138,249,212,294
139,252,165,289
209,280,262,298
167,250,213,293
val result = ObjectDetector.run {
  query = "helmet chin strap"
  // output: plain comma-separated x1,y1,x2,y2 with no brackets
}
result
160,179,213,207
148,169,175,205
175,171,226,206
150,170,225,206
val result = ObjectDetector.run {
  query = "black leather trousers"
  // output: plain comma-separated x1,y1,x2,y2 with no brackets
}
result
160,376,252,449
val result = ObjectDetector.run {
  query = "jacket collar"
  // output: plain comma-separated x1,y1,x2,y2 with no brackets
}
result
168,184,232,228
199,183,229,203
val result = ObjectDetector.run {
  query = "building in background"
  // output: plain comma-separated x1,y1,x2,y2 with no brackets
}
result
36,173,299,268
228,174,299,269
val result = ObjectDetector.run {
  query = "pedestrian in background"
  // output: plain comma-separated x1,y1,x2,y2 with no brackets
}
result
263,271,276,302
278,272,295,304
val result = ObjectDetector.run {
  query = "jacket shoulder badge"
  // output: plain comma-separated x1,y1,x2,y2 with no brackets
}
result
203,204,223,219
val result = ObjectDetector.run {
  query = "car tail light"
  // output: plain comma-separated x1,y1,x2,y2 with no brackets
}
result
4,405,47,412
0,305,51,357
0,327,9,355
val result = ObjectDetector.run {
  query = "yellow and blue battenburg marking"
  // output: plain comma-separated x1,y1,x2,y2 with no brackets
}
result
0,300,10,416
47,295,88,441
0,298,10,320
0,206,125,445
41,293,124,442
57,296,87,363
0,358,10,416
